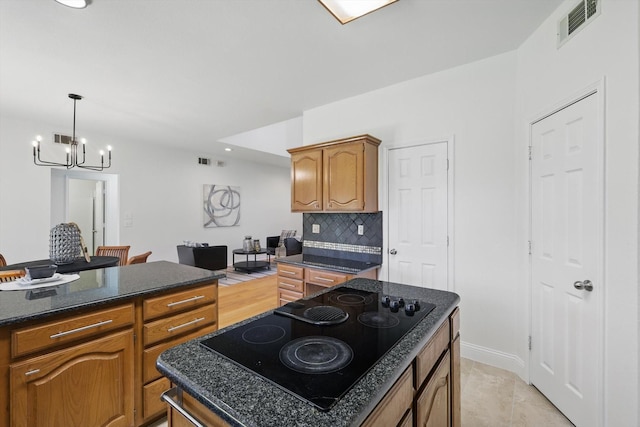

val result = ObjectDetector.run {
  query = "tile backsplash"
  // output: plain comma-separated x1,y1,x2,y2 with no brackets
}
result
302,212,382,264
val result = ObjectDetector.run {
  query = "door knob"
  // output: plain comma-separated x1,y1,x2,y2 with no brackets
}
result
389,249,397,255
573,280,593,292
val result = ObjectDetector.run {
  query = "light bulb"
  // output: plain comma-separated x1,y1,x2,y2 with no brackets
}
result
81,138,87,144
99,150,105,156
32,141,38,147
65,147,71,154
107,145,112,151
36,135,42,142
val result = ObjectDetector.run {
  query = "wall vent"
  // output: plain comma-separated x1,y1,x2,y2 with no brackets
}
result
53,133,73,145
557,0,600,47
198,157,211,165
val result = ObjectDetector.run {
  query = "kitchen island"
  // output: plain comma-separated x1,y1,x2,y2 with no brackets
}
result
158,278,460,426
0,260,223,427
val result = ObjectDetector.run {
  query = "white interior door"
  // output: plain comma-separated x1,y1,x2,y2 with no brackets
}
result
387,142,448,289
530,92,602,426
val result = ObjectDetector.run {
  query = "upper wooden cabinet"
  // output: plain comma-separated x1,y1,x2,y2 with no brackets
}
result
288,134,381,212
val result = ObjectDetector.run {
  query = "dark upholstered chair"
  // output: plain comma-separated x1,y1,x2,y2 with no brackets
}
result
177,245,227,271
283,238,302,256
266,236,280,256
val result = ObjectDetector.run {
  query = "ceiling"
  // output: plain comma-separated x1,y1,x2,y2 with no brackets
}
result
0,0,562,166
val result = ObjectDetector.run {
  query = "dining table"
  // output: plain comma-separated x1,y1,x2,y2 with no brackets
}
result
0,256,120,274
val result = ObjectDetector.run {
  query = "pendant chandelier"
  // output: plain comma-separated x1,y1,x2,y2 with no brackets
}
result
32,94,112,171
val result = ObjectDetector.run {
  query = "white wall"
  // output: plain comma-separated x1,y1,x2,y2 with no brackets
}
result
303,1,639,425
303,51,522,370
0,114,301,265
515,1,639,425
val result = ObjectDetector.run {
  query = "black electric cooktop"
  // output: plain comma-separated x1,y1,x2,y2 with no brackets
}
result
200,286,435,411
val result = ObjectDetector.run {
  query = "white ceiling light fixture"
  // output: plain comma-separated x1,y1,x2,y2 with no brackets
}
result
318,0,398,24
54,0,87,9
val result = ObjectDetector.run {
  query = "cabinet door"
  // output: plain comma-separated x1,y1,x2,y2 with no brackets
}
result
291,150,323,211
323,143,365,211
10,329,134,427
416,351,451,427
168,388,229,427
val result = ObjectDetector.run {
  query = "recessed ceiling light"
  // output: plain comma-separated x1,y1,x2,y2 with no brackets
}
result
225,148,232,152
55,0,87,9
318,0,398,24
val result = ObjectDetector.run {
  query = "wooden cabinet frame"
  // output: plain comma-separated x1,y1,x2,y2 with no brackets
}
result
288,134,381,213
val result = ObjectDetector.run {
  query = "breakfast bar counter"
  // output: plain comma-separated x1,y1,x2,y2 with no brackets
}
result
158,278,461,427
0,261,224,427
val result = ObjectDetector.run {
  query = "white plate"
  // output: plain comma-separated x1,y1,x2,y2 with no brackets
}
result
17,273,63,286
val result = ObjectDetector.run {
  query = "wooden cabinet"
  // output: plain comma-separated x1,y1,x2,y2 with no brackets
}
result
304,267,349,296
362,366,414,427
277,264,377,306
287,134,381,213
416,351,451,427
290,149,323,211
277,264,304,305
10,319,134,427
0,280,218,427
140,283,218,424
165,387,229,427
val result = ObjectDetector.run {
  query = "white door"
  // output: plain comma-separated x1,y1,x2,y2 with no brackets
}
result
387,142,448,289
530,92,602,426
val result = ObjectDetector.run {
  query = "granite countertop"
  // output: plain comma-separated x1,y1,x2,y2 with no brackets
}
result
158,278,460,427
0,260,224,327
276,254,380,275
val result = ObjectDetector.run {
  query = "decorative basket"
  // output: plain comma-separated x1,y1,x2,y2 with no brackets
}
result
49,223,81,264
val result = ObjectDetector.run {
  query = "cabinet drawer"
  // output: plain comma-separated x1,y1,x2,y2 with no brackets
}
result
12,304,134,358
362,366,413,427
415,319,450,388
277,264,304,280
305,268,348,287
144,304,216,346
278,288,303,306
144,376,171,419
144,283,216,321
277,276,304,293
143,323,218,384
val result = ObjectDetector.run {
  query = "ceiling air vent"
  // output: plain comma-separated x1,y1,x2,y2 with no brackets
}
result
198,157,211,165
557,0,600,47
53,133,73,145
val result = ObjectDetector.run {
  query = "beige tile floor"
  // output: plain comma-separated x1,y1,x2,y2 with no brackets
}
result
151,358,574,427
461,358,574,427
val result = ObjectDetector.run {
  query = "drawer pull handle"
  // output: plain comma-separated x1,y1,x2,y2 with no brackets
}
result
161,387,206,427
167,295,205,307
25,369,40,376
281,271,297,275
313,277,335,283
167,317,205,332
50,319,113,339
280,282,296,288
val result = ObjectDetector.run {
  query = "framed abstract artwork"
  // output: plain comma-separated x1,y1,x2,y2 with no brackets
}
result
203,184,241,227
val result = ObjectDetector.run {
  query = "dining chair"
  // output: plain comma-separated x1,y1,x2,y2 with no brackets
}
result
127,251,152,265
0,270,25,282
0,253,6,267
95,245,131,266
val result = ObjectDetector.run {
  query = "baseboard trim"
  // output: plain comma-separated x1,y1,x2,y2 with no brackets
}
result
461,340,526,381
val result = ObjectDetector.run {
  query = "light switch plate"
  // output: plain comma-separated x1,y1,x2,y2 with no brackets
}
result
357,225,364,235
312,224,320,233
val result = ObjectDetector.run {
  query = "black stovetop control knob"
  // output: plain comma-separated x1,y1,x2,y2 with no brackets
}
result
404,303,416,316
381,295,391,307
397,297,405,307
389,300,400,312
411,300,421,311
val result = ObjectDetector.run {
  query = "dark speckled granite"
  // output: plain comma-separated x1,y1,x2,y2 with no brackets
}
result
276,254,380,275
158,278,460,427
0,261,224,327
